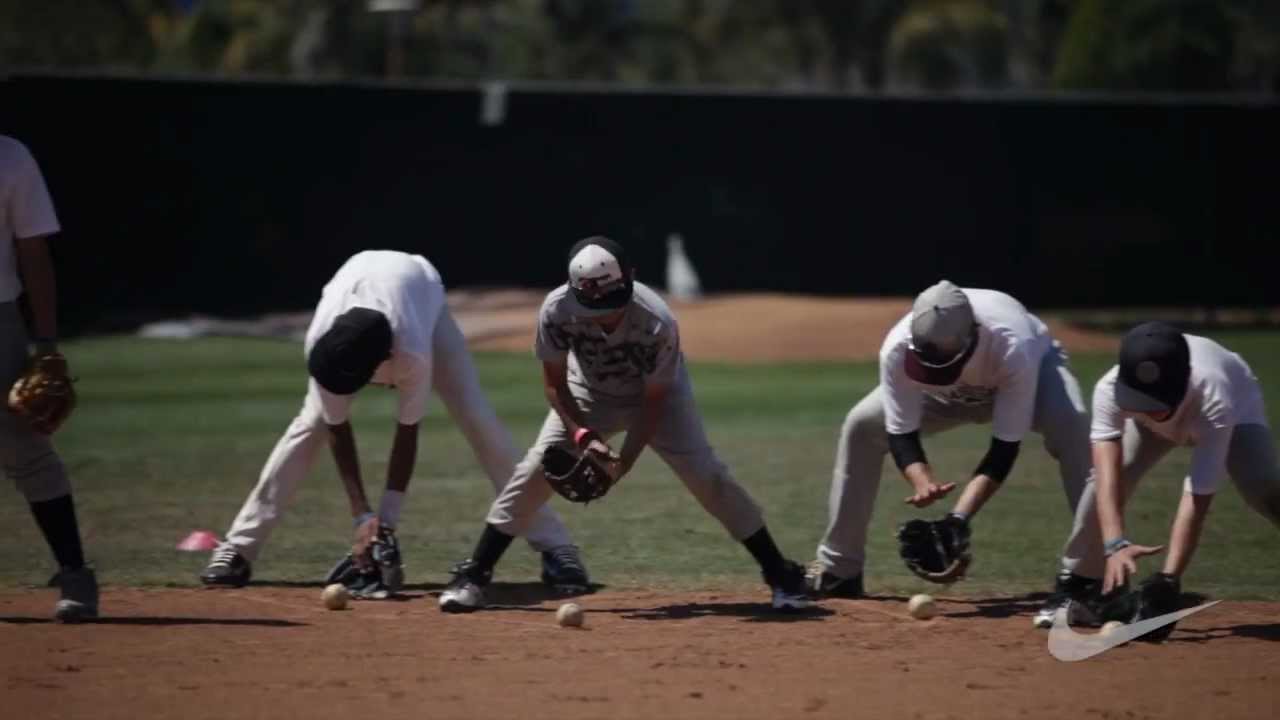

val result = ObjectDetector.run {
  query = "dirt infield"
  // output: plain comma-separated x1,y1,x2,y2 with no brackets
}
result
3,587,1275,720
456,290,1120,362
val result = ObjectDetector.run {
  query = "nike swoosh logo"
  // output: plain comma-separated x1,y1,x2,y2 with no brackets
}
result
1047,600,1221,662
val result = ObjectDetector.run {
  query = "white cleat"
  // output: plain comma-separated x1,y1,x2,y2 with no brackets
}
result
438,580,486,613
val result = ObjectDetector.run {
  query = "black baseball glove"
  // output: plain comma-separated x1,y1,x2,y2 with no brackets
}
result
896,515,972,583
1129,571,1182,642
541,445,616,504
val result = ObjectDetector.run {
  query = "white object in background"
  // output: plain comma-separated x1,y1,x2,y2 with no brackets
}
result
665,233,702,301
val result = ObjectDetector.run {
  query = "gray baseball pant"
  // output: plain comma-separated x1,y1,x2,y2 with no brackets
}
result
814,343,1099,580
486,369,766,542
1057,420,1280,579
221,307,575,560
0,301,70,503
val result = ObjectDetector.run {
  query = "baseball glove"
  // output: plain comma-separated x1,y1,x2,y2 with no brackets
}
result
1130,571,1182,642
896,515,972,584
541,445,615,504
7,352,77,434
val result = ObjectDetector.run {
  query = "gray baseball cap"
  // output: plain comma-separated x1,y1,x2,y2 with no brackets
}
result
905,280,978,386
565,236,634,317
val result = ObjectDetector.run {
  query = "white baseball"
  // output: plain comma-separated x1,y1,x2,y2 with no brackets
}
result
322,583,350,610
1100,620,1126,637
556,602,585,627
908,593,937,620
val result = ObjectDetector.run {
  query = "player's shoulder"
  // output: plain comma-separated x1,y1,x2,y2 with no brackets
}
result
878,313,912,363
629,281,675,320
538,284,575,320
0,134,35,171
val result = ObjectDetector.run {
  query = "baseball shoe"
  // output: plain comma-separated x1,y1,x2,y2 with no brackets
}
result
53,565,98,623
200,546,252,587
1033,571,1101,629
765,560,814,611
438,559,491,613
805,561,864,599
540,544,591,595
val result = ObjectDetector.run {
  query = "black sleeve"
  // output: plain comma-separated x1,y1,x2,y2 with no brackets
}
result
887,431,927,471
974,438,1021,483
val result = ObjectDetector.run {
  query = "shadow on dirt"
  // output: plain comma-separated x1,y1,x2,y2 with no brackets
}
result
609,601,834,623
0,616,306,627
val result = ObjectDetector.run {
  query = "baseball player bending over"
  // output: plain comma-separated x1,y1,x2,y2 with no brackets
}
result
437,237,813,612
0,135,96,621
201,250,588,596
809,280,1103,623
1045,322,1279,635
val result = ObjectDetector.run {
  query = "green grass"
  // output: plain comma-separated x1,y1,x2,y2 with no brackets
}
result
3,330,1277,599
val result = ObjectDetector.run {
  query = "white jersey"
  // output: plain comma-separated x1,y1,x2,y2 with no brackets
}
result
881,288,1052,442
535,281,682,400
304,250,446,426
1091,334,1267,495
0,136,61,302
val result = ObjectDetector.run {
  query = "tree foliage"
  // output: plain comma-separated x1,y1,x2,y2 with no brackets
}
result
1,0,1275,94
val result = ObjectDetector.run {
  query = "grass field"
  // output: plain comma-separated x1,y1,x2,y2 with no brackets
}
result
3,330,1277,600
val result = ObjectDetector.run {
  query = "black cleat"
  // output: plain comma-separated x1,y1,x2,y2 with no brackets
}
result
541,545,591,594
200,546,252,587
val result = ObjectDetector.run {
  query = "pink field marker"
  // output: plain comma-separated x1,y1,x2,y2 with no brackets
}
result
176,530,221,551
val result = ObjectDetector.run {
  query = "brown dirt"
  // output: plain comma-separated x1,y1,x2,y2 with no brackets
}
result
2,587,1275,720
456,291,1119,362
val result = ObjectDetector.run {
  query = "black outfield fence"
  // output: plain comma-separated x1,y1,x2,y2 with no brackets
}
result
2,73,1276,333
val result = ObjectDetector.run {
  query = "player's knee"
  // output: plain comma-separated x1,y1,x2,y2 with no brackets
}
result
9,450,70,503
845,407,886,448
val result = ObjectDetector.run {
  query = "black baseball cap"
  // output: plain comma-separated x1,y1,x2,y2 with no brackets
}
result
1115,321,1191,414
566,236,634,315
307,307,393,395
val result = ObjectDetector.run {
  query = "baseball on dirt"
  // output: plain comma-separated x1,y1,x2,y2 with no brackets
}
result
556,602,585,628
908,593,937,620
1100,620,1126,637
322,583,350,610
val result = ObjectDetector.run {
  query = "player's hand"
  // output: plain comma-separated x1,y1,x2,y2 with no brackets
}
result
1103,543,1164,594
585,438,620,463
352,514,381,568
904,481,957,508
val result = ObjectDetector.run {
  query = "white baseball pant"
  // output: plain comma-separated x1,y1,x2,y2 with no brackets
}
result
221,307,574,561
814,342,1099,580
485,369,766,543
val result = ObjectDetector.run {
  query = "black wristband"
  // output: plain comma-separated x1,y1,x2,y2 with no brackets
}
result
887,431,927,471
974,438,1020,483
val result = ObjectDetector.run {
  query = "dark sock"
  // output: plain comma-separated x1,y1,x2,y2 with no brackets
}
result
29,495,85,570
742,526,787,577
472,524,515,571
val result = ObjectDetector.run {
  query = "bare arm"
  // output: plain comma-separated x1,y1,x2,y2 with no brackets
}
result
951,474,1000,516
1162,491,1213,577
542,360,591,438
327,421,371,519
385,423,418,493
1098,438,1165,592
14,235,58,347
1094,439,1126,542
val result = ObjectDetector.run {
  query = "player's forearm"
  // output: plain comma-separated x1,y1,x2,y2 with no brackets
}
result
951,475,1000,517
1162,491,1213,577
1093,440,1126,542
385,423,418,492
544,381,590,438
327,422,371,516
902,462,936,492
15,237,58,343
